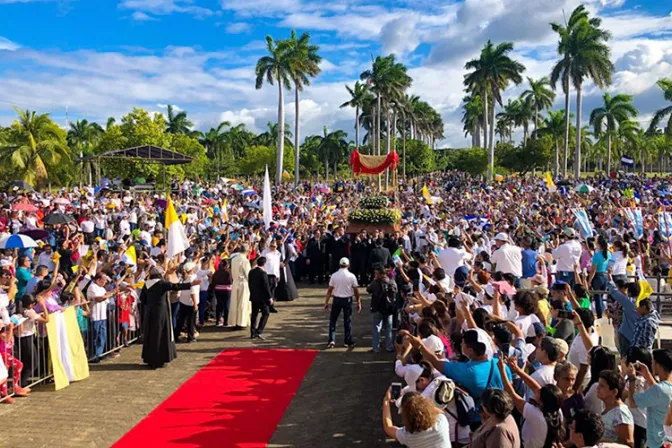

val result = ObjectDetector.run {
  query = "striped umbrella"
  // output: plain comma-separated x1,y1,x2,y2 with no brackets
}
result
0,234,39,249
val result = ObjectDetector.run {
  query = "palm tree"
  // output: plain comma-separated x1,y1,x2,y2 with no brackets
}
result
552,7,613,178
648,78,672,136
537,110,569,175
255,35,292,184
589,93,637,173
360,55,412,156
223,123,255,159
67,119,104,185
256,122,293,149
551,4,602,177
521,77,556,135
0,108,70,185
199,121,231,159
165,105,194,134
340,81,373,150
461,94,484,148
464,40,526,178
106,117,116,130
316,126,349,180
284,30,321,185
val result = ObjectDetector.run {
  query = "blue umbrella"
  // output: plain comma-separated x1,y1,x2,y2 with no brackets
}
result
0,234,38,249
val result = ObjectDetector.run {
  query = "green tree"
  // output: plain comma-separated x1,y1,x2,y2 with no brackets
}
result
316,127,349,180
648,78,672,136
400,139,435,175
498,136,553,173
589,93,638,173
223,124,256,159
340,81,373,149
255,35,292,184
165,105,194,135
284,30,321,185
461,94,484,148
521,77,556,136
0,108,70,186
536,110,568,176
464,40,526,179
239,144,295,177
445,148,489,176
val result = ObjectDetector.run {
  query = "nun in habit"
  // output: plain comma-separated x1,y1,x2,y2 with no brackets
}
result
140,268,201,369
275,235,299,302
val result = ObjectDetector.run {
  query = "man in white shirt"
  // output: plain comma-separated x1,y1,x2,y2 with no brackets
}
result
552,228,582,286
437,237,473,279
490,232,523,280
87,273,118,362
37,246,56,272
324,257,361,348
80,215,95,244
261,241,283,299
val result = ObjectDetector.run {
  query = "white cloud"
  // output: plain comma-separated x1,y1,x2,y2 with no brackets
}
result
0,37,20,51
379,15,421,55
119,0,215,18
225,22,251,33
131,11,157,21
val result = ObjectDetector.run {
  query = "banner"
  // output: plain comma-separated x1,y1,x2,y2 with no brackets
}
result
46,307,89,391
623,207,644,239
571,208,594,238
350,150,399,175
659,212,672,240
621,155,635,167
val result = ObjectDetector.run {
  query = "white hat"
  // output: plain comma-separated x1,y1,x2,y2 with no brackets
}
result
494,232,509,242
564,228,577,238
183,261,196,273
422,335,445,355
339,257,350,266
0,259,11,267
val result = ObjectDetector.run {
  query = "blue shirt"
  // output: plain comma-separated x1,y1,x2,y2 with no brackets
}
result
521,249,538,279
608,284,638,343
633,380,672,448
591,251,611,273
442,359,512,414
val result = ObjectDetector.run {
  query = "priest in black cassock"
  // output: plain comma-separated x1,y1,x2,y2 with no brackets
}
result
140,268,201,369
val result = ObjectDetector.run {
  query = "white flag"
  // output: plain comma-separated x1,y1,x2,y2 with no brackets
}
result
263,166,272,229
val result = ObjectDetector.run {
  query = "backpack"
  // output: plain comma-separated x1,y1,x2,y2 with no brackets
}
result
445,359,495,428
378,281,397,316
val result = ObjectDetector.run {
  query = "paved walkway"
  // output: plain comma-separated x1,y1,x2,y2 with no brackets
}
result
0,286,396,448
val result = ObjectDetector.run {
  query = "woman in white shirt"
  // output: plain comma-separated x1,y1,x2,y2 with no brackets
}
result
610,240,630,281
195,256,213,327
499,356,564,448
382,389,451,448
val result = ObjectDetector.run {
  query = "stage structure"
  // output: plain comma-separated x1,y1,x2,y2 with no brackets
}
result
76,145,193,189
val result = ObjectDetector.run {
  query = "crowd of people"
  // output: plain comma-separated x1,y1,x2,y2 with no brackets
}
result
1,170,672,448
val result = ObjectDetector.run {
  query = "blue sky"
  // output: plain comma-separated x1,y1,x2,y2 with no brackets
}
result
1,0,672,147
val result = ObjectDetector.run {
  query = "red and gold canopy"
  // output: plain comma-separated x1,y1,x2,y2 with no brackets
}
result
350,150,399,175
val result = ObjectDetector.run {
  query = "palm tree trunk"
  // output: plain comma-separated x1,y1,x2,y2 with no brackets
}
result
402,115,407,178
554,140,559,177
488,99,496,180
276,80,285,184
386,107,391,189
606,134,612,175
482,88,489,151
474,124,481,148
574,84,582,179
471,132,476,148
355,106,360,148
535,105,539,138
294,86,300,186
523,124,528,146
325,155,329,180
563,85,571,177
377,95,382,191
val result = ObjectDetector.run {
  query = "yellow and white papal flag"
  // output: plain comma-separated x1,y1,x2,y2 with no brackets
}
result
165,197,190,258
47,307,89,390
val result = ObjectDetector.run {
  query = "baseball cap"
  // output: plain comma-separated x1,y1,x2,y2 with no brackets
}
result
494,232,509,242
422,335,445,355
564,228,576,238
183,261,196,273
339,257,350,267
532,322,547,337
556,339,569,358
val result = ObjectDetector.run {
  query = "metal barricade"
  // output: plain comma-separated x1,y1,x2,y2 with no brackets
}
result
1,297,142,403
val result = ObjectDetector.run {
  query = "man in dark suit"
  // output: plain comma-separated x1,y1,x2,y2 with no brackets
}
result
368,238,392,274
306,230,326,284
248,256,273,340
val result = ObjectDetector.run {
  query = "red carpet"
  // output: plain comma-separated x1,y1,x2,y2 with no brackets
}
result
113,349,318,448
